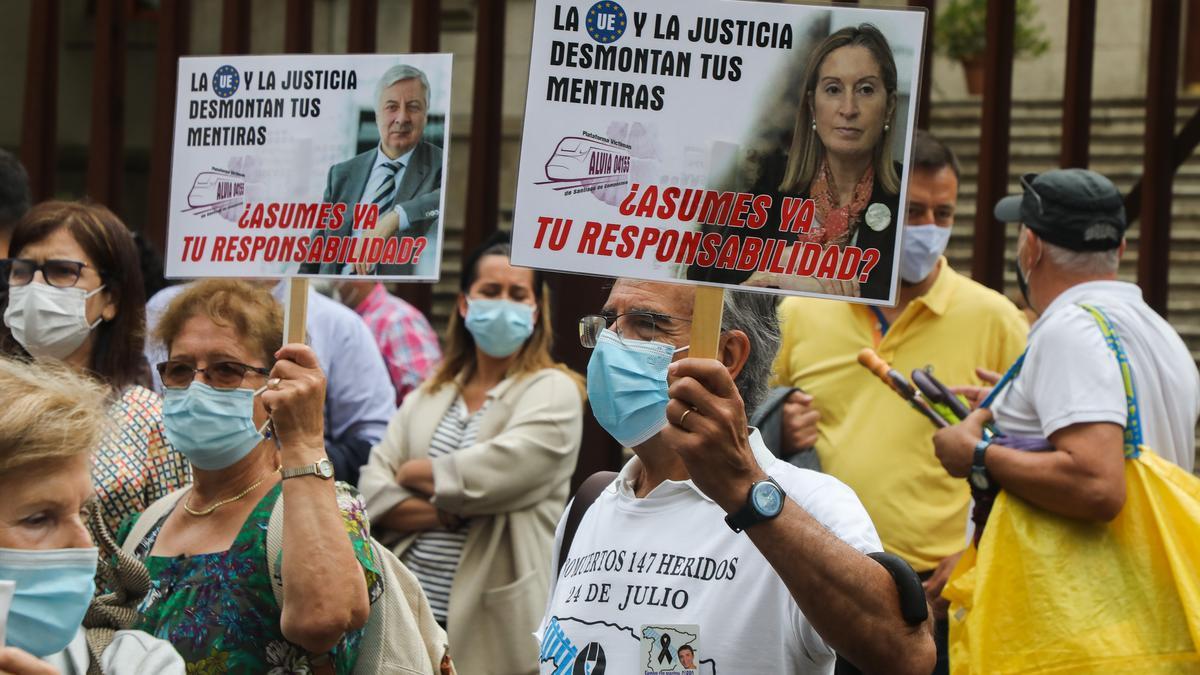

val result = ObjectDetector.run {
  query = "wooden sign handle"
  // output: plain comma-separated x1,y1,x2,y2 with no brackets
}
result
690,285,725,359
284,277,309,344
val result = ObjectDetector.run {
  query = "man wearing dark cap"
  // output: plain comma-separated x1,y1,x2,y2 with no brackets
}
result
933,169,1198,528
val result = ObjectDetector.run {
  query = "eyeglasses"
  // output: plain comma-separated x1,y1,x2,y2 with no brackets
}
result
1020,173,1045,218
156,360,271,390
579,312,691,348
4,259,92,289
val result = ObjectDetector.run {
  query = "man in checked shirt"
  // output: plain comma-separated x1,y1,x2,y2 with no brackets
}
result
335,279,442,405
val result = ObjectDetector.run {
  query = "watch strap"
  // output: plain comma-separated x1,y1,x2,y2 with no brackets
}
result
971,437,993,490
280,464,315,480
725,478,784,533
725,509,755,533
973,437,992,470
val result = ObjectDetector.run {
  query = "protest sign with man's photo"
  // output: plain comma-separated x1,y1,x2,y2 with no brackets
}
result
512,0,925,305
165,53,452,281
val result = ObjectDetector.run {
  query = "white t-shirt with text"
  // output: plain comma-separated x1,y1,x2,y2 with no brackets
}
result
536,431,881,675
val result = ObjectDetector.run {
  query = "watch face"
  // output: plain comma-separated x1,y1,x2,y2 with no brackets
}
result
969,469,989,491
317,458,335,479
751,481,784,517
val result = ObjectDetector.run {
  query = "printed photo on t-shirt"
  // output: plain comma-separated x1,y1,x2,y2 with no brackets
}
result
640,625,700,674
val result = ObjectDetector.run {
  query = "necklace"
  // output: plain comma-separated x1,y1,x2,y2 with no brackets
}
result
184,466,281,517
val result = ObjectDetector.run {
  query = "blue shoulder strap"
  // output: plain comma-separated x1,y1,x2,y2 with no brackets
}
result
981,305,1142,458
979,351,1026,411
1078,304,1143,457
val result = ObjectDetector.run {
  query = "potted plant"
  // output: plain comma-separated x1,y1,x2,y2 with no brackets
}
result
936,0,1050,95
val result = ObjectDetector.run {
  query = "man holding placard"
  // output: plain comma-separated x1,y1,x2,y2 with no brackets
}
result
537,282,935,674
300,64,442,276
515,1,935,670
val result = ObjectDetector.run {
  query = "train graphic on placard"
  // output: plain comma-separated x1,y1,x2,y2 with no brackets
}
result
186,171,245,209
543,136,631,184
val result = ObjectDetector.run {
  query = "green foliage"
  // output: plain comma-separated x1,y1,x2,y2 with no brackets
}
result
935,0,1051,61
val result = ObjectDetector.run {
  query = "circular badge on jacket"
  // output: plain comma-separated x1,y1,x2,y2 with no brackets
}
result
865,203,892,231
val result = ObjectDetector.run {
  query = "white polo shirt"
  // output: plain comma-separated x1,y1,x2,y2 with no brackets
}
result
536,430,881,675
992,280,1199,472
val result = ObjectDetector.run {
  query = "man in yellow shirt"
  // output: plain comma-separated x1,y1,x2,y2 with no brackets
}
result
772,131,1027,674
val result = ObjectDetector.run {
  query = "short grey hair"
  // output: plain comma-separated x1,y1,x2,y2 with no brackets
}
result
720,289,781,417
375,64,430,108
1042,238,1120,276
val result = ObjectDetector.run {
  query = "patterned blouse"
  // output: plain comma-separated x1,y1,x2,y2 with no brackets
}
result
93,385,191,537
117,482,383,674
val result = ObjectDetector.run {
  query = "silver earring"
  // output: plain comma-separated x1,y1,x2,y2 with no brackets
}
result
884,123,890,133
811,121,816,131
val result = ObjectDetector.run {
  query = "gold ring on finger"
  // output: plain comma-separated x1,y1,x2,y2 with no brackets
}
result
679,407,696,427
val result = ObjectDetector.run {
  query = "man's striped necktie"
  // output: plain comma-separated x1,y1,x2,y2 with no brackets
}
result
371,160,402,210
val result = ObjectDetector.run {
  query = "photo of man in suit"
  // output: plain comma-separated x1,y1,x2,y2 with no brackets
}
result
300,63,442,276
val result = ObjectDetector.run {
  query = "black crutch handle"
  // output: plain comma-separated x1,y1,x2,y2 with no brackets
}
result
868,551,930,625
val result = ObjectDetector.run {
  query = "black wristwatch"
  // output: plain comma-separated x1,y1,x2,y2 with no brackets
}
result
725,478,786,533
969,438,993,491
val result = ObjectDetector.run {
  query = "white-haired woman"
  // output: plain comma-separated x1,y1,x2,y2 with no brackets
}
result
0,356,183,674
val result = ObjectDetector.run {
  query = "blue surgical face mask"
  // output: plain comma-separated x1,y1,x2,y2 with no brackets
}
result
899,224,952,284
0,546,98,657
586,329,687,448
465,298,536,358
163,382,265,470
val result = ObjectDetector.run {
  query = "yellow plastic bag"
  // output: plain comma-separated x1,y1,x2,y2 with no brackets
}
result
943,447,1200,674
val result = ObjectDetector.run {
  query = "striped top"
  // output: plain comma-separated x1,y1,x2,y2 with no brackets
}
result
402,396,491,623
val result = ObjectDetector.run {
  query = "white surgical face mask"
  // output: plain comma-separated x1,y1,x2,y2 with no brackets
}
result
3,283,106,360
899,224,952,284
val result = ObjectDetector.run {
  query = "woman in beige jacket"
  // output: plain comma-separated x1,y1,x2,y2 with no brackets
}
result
359,235,584,675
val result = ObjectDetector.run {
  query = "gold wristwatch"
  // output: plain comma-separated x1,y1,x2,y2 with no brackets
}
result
281,458,335,481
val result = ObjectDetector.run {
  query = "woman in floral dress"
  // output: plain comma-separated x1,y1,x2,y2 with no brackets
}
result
118,280,378,674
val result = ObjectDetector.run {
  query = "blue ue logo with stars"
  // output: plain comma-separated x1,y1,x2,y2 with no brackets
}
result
212,65,240,98
586,1,627,44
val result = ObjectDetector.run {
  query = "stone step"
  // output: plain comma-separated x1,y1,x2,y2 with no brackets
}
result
936,122,1195,140
940,147,1200,168
918,165,1200,186
945,143,1200,162
924,98,1200,385
930,98,1200,121
945,202,1200,219
949,180,1199,196
947,150,1200,168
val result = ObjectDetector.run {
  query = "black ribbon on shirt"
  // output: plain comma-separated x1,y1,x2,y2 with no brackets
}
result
658,634,673,664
